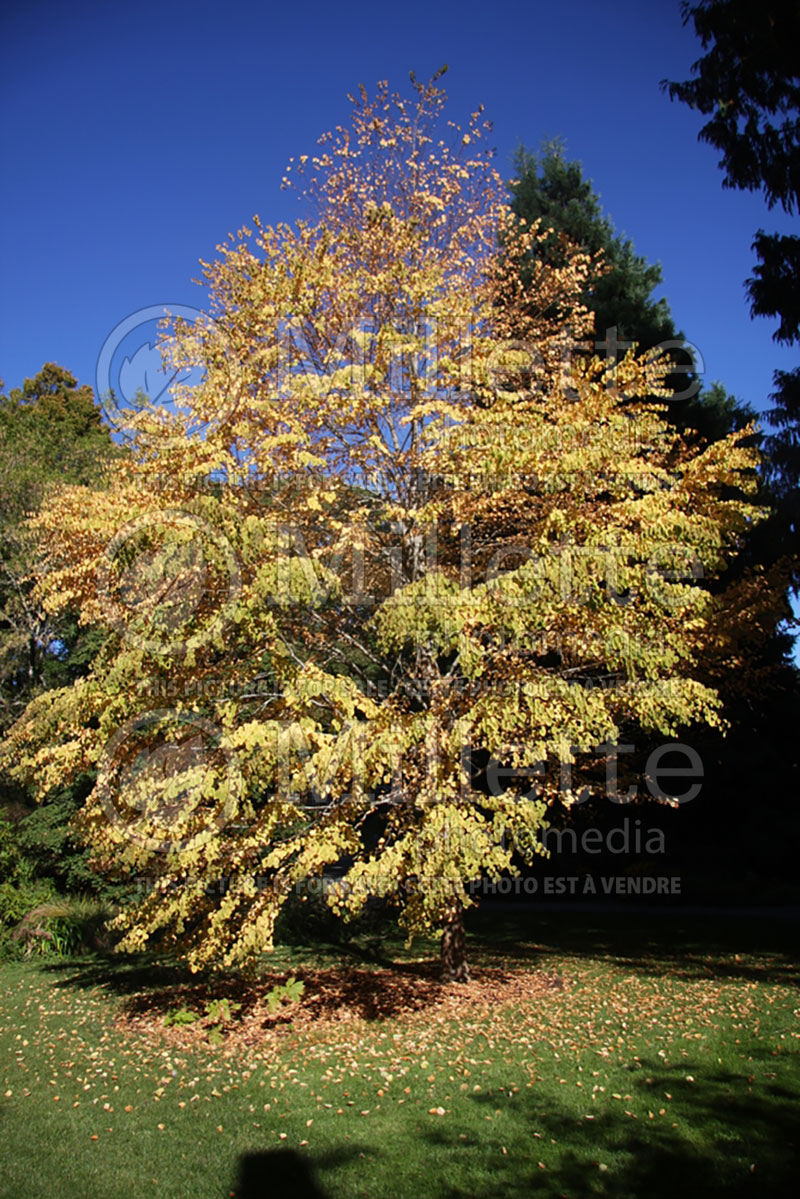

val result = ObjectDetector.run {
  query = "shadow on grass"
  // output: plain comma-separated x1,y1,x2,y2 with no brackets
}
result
39,909,800,1038
424,1054,800,1198
38,923,408,1002
229,1149,328,1198
227,1144,370,1199
466,908,800,988
41,952,524,1031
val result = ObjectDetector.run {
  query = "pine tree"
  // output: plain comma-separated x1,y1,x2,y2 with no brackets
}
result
508,141,755,443
665,0,800,546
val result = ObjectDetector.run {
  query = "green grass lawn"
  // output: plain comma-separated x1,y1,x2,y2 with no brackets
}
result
1,910,798,1198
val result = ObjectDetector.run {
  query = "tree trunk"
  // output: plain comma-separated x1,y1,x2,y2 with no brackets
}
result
440,904,470,983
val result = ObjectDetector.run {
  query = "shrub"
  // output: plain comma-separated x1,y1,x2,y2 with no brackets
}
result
10,896,116,958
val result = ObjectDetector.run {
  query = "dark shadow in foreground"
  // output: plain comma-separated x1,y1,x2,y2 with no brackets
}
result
227,1143,373,1199
229,1149,329,1199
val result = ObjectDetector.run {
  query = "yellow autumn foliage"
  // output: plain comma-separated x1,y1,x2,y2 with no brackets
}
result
0,74,765,971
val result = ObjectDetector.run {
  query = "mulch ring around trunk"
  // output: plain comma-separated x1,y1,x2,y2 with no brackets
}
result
113,963,567,1052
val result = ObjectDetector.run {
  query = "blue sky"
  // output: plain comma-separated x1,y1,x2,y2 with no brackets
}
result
1,0,796,416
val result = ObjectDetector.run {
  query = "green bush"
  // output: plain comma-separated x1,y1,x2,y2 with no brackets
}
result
0,817,59,960
9,897,116,958
15,780,135,903
0,878,57,927
0,809,120,960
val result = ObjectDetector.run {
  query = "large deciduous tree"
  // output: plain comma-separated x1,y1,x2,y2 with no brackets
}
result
1,75,763,981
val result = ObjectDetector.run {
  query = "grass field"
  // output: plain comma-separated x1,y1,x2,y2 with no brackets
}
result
1,910,798,1198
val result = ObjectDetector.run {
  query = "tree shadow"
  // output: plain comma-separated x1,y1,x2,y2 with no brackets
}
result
41,952,197,995
466,908,800,987
43,953,544,1040
39,910,800,1039
421,1051,800,1198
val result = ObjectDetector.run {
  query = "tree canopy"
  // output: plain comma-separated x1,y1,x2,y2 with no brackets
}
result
507,140,755,443
508,141,677,355
665,0,800,539
0,365,117,734
1,76,765,980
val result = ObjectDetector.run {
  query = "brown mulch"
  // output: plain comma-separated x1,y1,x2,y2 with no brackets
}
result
113,962,566,1053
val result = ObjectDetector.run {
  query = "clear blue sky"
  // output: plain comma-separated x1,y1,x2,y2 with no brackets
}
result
1,0,796,415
